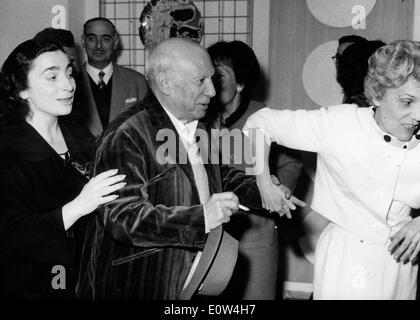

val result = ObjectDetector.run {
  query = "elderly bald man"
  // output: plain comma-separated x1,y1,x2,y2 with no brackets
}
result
76,38,263,300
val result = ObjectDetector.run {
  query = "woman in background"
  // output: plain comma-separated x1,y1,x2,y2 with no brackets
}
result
0,39,125,299
336,39,385,107
244,40,420,299
206,40,302,299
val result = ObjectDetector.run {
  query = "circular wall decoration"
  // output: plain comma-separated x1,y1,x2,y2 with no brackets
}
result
302,41,343,108
306,0,376,28
138,0,204,51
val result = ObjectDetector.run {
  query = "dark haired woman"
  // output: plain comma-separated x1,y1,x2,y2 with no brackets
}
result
0,39,125,299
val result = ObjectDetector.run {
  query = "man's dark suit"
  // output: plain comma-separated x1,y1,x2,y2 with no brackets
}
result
76,93,261,299
72,63,149,137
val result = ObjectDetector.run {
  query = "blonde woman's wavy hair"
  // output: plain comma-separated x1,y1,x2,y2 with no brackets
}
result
364,40,420,103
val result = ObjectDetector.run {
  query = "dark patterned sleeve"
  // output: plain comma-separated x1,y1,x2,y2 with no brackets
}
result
220,164,263,211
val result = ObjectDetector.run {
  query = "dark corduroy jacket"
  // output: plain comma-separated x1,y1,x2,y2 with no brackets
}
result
76,93,262,300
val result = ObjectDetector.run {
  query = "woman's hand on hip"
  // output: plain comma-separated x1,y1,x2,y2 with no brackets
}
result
388,217,420,264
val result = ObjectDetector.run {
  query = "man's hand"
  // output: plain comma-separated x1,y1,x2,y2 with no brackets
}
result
257,176,305,219
204,192,239,230
388,217,420,264
269,175,296,217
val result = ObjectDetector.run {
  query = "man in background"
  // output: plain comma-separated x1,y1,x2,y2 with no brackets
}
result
333,35,367,70
74,17,148,137
336,39,385,106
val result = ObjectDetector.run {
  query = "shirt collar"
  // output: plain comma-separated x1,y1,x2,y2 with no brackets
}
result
86,62,113,85
161,105,198,146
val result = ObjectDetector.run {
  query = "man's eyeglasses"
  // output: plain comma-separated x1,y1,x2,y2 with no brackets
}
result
331,54,342,62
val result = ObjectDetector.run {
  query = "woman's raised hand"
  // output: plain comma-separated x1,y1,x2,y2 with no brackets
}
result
62,169,126,230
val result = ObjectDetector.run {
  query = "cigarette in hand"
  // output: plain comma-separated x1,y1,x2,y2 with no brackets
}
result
239,204,250,212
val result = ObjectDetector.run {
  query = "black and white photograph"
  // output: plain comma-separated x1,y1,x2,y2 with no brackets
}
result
0,0,419,316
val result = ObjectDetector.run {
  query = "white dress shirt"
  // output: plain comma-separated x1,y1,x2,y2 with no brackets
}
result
86,62,114,85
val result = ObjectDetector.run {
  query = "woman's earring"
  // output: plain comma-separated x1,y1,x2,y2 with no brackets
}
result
237,86,244,93
19,90,29,100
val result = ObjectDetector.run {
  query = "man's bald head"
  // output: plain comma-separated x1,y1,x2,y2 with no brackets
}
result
145,38,216,122
146,38,210,90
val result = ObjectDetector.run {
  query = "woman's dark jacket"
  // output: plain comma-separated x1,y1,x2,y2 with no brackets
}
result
0,118,94,299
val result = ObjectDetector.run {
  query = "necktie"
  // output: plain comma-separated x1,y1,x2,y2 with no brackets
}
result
98,71,105,89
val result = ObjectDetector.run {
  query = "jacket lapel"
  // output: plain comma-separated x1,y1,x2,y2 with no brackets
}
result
145,94,199,197
6,122,71,176
81,65,103,136
7,122,54,163
109,64,128,121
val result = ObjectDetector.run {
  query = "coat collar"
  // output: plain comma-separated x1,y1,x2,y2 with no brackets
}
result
109,64,129,120
143,93,190,167
81,65,103,135
1,121,53,162
1,119,82,163
143,92,176,132
144,92,209,138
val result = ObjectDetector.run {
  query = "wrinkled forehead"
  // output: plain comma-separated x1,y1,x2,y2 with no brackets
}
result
178,52,214,76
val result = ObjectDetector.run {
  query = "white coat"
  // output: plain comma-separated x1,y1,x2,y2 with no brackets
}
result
244,105,419,299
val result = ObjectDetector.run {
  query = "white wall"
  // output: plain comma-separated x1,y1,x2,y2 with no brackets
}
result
0,0,68,65
414,0,420,40
252,0,270,80
72,0,100,63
